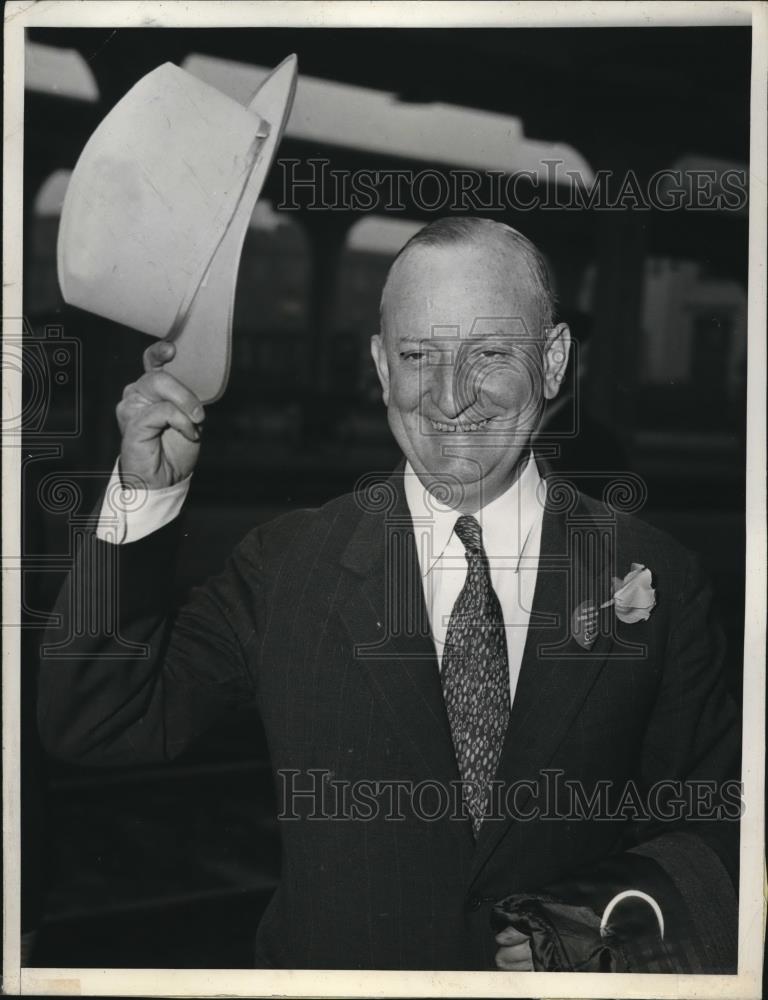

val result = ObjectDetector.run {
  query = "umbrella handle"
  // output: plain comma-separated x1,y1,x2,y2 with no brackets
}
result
600,889,665,940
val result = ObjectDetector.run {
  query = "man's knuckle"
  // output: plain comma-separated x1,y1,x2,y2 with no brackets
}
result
155,371,179,396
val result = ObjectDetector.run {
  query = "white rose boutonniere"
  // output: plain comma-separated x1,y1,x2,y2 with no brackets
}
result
609,563,657,624
572,563,656,649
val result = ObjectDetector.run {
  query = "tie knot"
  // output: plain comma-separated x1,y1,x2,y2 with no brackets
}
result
453,515,484,555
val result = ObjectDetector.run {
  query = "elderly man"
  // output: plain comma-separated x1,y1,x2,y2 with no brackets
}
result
39,217,740,972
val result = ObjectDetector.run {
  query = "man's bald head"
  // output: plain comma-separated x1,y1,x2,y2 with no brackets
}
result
379,217,556,339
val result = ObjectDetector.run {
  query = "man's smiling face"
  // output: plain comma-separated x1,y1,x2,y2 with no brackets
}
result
371,239,570,512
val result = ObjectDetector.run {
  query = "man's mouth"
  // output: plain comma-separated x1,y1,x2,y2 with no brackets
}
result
428,417,491,433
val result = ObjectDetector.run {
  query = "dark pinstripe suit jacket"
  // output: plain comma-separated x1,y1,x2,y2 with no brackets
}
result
38,467,740,971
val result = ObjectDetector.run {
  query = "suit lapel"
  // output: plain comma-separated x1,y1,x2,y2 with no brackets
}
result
470,489,617,881
336,469,468,812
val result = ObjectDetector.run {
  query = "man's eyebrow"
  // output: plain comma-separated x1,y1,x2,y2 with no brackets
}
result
466,326,532,342
395,331,523,347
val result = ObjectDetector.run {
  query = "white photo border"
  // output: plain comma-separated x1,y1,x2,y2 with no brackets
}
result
3,2,765,997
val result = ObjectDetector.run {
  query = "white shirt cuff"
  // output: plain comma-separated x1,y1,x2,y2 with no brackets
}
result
95,459,191,544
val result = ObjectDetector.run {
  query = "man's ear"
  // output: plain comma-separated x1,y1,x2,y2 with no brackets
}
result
542,323,571,400
370,334,390,406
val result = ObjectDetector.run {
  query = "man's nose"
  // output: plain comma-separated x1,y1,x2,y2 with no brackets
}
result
427,358,478,418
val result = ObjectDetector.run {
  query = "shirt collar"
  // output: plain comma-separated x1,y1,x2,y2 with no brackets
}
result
403,453,545,577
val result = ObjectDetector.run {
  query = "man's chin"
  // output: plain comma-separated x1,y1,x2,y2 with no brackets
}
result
408,454,507,508
409,451,486,483
404,443,530,500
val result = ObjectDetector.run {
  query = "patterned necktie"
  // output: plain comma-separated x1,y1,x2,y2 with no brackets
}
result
441,514,510,836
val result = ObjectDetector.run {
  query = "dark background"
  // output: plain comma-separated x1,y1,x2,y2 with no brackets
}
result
20,25,749,968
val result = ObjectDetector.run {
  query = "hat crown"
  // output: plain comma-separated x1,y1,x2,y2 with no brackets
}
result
58,62,270,339
57,55,297,403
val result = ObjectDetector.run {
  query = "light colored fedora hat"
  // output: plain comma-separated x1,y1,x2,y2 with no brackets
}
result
57,55,298,402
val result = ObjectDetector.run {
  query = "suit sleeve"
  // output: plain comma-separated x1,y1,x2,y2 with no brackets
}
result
612,547,741,969
627,547,741,825
495,549,742,973
37,507,264,767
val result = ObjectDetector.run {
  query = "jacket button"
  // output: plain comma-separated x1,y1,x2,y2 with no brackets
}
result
467,895,482,912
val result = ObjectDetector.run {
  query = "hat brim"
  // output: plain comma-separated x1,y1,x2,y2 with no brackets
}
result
163,55,298,403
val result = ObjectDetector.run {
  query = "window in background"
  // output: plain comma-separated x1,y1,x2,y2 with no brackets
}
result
28,170,71,317
334,216,423,448
639,257,747,433
214,202,311,450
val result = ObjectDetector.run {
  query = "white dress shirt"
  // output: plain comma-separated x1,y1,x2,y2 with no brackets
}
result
97,454,547,707
403,455,546,706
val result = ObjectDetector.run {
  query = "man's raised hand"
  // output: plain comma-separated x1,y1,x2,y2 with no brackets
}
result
116,341,204,490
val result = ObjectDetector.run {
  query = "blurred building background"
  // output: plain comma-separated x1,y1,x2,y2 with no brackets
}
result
20,25,749,967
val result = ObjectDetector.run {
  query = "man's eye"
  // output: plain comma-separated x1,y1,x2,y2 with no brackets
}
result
480,349,507,359
400,351,425,362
